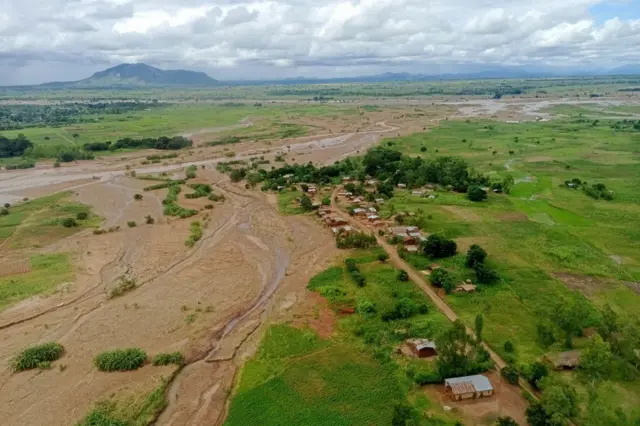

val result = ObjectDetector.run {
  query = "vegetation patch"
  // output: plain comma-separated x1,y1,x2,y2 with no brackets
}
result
12,342,64,372
94,348,147,372
185,221,203,247
108,278,137,299
151,352,184,366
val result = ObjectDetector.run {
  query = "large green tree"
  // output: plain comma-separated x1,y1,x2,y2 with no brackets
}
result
580,334,613,382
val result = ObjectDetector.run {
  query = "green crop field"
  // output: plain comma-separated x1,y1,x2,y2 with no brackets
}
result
377,117,640,421
226,249,459,426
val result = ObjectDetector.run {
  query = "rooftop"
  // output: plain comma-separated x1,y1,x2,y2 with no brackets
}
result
445,375,493,393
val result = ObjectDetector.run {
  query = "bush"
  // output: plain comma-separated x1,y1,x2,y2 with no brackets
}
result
1,208,8,216
504,340,515,353
53,161,61,168
467,185,487,202
62,217,77,228
422,234,457,258
134,194,143,200
145,215,155,224
152,352,184,366
378,253,389,263
474,263,499,284
108,278,136,298
322,197,331,206
94,348,147,372
397,270,409,281
336,232,377,249
430,268,451,288
501,365,520,385
465,244,487,268
185,221,203,247
523,362,549,389
12,342,65,372
414,370,442,385
496,417,519,426
76,211,88,220
127,221,137,228
3,203,9,208
356,299,377,316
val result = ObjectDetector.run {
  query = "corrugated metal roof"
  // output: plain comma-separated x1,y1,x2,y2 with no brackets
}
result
445,375,493,393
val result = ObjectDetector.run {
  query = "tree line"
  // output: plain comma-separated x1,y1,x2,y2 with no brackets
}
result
83,136,192,152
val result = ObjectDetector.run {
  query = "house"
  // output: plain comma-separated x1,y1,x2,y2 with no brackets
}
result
456,283,477,293
352,197,364,204
375,198,385,204
337,191,348,196
353,208,367,217
406,226,419,233
283,174,294,179
331,225,355,236
445,375,494,401
342,176,353,182
391,226,408,237
368,207,377,214
308,186,317,194
429,264,441,271
404,236,418,245
407,339,437,358
373,220,385,228
325,216,347,227
397,183,407,189
412,190,425,196
311,202,322,209
319,206,332,213
277,186,285,191
366,179,378,186
317,211,329,218
545,351,581,370
405,245,419,253
367,215,380,222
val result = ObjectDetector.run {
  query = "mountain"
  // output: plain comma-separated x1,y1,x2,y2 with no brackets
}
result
42,63,218,88
608,64,640,75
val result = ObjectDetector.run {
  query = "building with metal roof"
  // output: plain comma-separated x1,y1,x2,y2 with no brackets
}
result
444,375,494,400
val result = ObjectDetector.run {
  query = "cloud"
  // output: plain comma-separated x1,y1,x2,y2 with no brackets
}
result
1,0,640,84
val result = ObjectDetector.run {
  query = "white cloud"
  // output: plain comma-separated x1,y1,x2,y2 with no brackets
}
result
2,0,640,84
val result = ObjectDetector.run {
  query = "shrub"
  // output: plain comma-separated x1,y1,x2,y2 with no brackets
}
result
414,370,442,385
322,197,331,206
496,417,519,426
336,232,377,249
3,203,9,208
501,365,520,385
185,221,203,247
108,278,136,298
12,342,65,372
127,221,137,228
377,253,389,263
145,215,155,224
53,161,61,168
474,263,499,283
134,194,143,200
152,352,184,366
94,348,147,372
422,234,457,258
1,208,8,216
204,204,214,209
430,268,451,288
397,270,409,281
62,218,77,228
356,299,377,316
504,340,515,353
465,244,487,268
522,361,549,389
467,186,487,202
185,165,197,179
76,211,88,220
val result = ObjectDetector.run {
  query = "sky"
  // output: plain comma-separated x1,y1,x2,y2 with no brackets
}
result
1,0,640,85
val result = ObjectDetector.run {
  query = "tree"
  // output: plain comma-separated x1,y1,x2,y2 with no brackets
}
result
496,416,519,426
474,263,499,284
475,313,484,342
430,268,451,288
322,197,331,206
502,175,515,194
501,366,519,385
437,320,473,378
580,334,613,381
397,270,409,281
538,379,579,426
465,244,487,268
391,402,417,426
598,304,619,341
3,203,9,208
467,186,487,202
0,208,9,216
553,298,591,348
523,361,549,389
537,322,556,349
423,234,457,258
443,279,456,294
62,218,77,228
76,212,88,220
377,253,389,263
300,195,313,211
300,184,309,192
145,215,155,225
134,194,143,200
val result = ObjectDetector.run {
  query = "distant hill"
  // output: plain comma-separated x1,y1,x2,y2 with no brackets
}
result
42,63,218,88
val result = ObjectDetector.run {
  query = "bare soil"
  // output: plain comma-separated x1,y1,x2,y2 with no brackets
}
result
441,205,483,222
553,272,610,296
424,370,528,426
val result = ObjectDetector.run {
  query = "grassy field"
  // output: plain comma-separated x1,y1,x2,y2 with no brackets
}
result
0,192,101,248
0,103,364,158
226,249,459,426
0,253,73,311
379,117,640,420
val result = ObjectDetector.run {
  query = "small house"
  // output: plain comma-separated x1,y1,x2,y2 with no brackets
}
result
429,264,441,271
319,205,332,213
337,191,348,197
397,183,407,189
404,236,418,245
456,284,477,293
412,190,425,196
342,176,353,182
407,339,437,358
325,216,347,227
406,226,419,233
352,197,364,204
311,202,322,209
367,215,380,222
375,198,385,204
353,208,367,217
373,221,385,228
406,245,419,253
391,226,408,237
366,179,378,186
308,187,317,194
444,375,494,401
545,351,581,370
368,207,377,213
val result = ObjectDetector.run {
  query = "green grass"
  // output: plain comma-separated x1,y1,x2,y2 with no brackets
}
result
77,379,167,426
225,325,406,426
94,348,147,372
0,192,101,248
0,253,73,311
277,190,305,215
227,250,456,425
185,221,203,247
11,342,65,372
151,352,184,366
